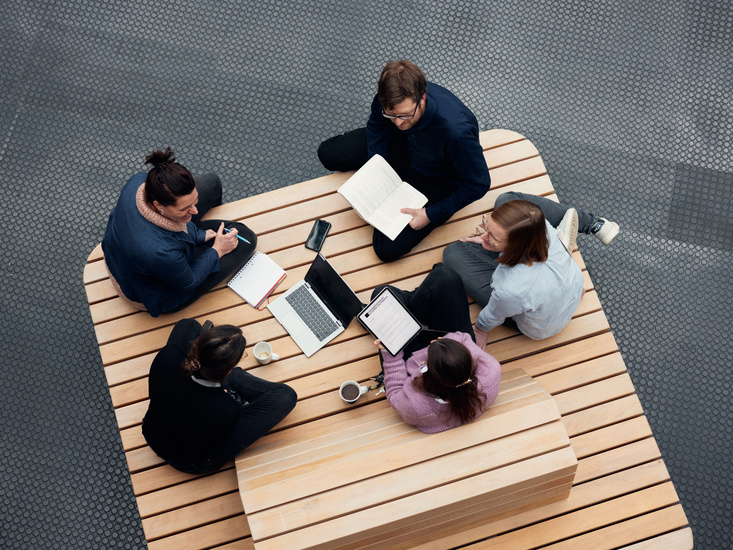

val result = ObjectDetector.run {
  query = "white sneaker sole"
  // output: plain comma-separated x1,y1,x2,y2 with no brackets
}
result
557,208,579,252
594,218,619,245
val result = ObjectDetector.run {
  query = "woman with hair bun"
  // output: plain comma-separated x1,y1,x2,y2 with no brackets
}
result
102,148,257,317
142,318,297,474
443,191,619,343
371,265,501,433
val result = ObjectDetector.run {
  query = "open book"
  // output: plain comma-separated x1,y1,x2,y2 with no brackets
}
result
227,252,287,309
338,154,428,241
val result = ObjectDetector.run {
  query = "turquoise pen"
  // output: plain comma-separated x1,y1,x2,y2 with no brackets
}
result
224,227,251,244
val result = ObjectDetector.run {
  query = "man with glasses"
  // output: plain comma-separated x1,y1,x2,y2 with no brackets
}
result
317,60,491,262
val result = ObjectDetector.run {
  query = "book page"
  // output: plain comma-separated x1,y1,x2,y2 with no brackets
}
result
365,182,428,241
337,154,402,219
358,289,421,356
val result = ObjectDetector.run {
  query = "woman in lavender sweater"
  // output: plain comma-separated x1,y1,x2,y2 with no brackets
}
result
372,265,501,433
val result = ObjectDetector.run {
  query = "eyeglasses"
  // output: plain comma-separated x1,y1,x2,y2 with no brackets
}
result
473,214,505,245
381,101,419,120
472,214,490,237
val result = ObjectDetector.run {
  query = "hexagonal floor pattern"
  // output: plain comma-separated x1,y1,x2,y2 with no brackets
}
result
1,1,730,548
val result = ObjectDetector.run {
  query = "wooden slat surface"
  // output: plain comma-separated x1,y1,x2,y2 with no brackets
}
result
83,129,690,549
238,370,577,549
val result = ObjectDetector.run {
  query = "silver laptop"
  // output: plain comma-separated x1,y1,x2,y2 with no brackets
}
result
267,253,364,357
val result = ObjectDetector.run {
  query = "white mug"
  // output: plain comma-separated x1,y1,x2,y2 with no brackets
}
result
339,380,368,404
253,342,280,365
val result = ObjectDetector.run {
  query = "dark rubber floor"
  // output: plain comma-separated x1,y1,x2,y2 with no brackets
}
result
1,1,730,548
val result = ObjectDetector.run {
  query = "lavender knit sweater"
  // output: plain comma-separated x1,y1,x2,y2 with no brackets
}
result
380,332,501,433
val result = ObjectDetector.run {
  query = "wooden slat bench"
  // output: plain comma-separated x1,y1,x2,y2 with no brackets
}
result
237,369,577,549
83,129,692,549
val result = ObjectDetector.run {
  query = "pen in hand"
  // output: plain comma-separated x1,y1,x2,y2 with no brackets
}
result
224,227,251,244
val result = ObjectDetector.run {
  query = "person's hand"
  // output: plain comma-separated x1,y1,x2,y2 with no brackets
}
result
212,222,238,258
204,229,216,241
460,235,483,244
401,207,430,230
473,324,489,349
373,339,386,351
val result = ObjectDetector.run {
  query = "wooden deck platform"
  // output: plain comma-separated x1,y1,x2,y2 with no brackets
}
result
83,129,692,549
237,369,578,549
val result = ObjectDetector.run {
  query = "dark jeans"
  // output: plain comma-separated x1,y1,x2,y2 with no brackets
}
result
371,264,474,359
170,173,257,311
190,172,224,226
318,128,452,262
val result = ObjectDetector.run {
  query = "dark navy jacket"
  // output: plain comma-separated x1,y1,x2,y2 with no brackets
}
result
101,172,220,317
366,82,491,223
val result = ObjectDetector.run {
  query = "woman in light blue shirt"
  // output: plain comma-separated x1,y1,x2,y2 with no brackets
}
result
443,192,619,344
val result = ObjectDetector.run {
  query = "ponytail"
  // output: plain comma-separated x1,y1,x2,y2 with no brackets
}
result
414,339,487,424
181,324,246,383
181,356,203,376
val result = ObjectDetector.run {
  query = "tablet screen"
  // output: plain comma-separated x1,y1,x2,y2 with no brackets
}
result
358,288,421,356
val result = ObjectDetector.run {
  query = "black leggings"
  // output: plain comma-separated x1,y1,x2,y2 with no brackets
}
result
371,264,474,359
169,173,257,311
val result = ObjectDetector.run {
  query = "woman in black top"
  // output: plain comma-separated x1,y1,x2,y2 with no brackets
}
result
142,318,297,474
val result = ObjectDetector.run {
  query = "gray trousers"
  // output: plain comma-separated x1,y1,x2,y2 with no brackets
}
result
442,191,597,307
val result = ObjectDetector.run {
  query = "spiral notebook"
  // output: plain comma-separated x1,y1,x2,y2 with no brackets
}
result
227,251,287,308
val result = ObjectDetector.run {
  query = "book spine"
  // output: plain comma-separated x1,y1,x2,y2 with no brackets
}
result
255,273,287,308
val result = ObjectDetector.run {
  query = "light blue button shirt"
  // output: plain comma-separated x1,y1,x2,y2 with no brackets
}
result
476,221,584,340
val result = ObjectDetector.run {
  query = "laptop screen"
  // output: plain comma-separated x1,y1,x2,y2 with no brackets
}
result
305,254,364,327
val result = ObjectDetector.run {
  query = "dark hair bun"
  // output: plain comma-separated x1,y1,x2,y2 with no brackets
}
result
142,147,195,206
145,147,175,170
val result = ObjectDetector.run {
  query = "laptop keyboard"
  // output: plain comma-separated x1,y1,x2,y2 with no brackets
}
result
285,285,339,341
